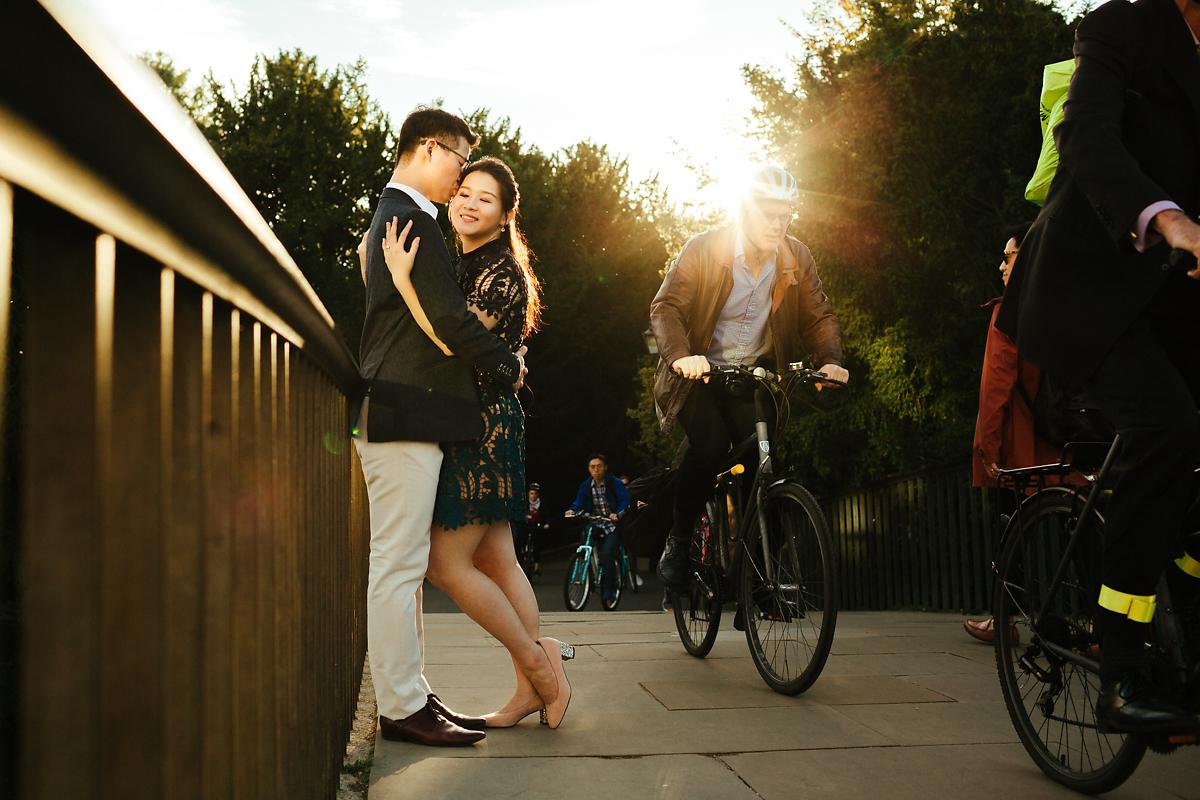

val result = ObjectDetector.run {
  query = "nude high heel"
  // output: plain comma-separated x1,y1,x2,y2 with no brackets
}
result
536,638,575,729
482,702,544,729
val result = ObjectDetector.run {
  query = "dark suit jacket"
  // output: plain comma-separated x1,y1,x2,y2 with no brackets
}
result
997,0,1200,384
357,188,519,442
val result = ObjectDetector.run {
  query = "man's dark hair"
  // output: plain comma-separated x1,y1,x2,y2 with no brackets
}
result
588,453,608,465
394,107,479,165
1005,222,1034,247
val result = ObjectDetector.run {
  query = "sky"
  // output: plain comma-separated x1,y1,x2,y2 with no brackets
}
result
70,0,822,207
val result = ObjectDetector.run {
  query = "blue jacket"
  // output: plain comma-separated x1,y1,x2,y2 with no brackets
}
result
569,475,630,517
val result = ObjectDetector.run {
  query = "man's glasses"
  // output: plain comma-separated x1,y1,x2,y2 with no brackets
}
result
432,139,469,169
753,199,798,226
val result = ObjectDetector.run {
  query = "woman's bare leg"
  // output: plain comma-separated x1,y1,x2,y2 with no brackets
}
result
474,521,541,714
426,522,556,707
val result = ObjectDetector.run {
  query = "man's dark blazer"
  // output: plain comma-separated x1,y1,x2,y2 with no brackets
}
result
998,0,1200,384
358,187,519,442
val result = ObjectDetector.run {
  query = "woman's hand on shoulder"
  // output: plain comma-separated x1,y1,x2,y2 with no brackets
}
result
382,217,420,285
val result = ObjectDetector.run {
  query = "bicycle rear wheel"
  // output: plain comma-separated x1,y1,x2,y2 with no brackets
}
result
994,487,1145,794
563,552,591,612
674,507,723,657
625,548,641,594
740,481,837,695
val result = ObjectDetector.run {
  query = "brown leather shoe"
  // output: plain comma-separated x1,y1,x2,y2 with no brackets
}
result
428,693,486,732
963,617,1019,644
379,702,485,747
963,617,996,643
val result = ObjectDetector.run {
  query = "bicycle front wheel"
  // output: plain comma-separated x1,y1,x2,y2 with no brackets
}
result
674,507,723,657
563,552,591,611
740,481,837,695
994,487,1145,794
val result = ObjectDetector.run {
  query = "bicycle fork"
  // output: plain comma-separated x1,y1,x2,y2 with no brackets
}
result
754,387,776,584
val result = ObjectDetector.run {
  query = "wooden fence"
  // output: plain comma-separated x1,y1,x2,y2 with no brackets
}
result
828,463,1007,613
2,2,369,797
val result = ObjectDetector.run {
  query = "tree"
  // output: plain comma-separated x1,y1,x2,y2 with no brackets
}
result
735,0,1077,490
152,50,396,351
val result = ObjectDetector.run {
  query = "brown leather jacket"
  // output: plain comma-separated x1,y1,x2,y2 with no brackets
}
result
649,226,844,432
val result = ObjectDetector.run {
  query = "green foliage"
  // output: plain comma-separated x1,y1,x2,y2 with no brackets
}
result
142,51,204,116
736,0,1078,490
146,50,396,351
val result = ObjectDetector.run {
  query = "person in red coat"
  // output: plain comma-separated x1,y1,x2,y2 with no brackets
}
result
964,225,1058,642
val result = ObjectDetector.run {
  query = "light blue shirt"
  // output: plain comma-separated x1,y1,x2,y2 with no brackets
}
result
706,234,776,366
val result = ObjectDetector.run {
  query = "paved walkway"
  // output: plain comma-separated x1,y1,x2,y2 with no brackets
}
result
369,610,1200,799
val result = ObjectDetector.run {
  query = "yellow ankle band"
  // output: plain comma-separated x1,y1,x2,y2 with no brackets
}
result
1176,553,1200,580
1098,585,1157,623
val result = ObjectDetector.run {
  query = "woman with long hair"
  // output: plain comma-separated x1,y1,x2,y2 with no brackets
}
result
366,156,573,729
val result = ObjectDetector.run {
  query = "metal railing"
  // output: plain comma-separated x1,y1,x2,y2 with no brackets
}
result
828,463,1005,612
2,2,370,797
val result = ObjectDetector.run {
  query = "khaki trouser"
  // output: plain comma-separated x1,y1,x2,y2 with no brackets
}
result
354,400,443,719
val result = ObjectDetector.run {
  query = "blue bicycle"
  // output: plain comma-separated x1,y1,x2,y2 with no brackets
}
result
563,512,638,611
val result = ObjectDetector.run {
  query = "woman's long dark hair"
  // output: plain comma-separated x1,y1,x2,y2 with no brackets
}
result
460,156,543,335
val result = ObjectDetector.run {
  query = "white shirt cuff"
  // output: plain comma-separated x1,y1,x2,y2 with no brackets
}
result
1134,201,1182,252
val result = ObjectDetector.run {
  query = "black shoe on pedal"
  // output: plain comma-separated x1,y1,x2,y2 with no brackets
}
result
656,537,690,589
1097,673,1199,735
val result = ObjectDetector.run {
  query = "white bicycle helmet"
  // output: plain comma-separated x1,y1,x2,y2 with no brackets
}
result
746,165,799,203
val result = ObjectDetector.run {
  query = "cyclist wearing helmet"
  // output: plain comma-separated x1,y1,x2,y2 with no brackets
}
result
649,165,848,590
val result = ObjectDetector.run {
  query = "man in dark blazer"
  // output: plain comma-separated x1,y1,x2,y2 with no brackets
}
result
999,0,1200,733
354,108,524,746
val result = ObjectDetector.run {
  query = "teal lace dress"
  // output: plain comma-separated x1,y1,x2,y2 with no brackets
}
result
433,238,529,530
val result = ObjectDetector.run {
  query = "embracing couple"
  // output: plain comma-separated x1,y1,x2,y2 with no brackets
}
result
353,108,572,747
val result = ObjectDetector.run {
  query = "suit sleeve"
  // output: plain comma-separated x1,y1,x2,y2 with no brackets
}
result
649,236,703,366
1056,0,1169,245
405,215,520,383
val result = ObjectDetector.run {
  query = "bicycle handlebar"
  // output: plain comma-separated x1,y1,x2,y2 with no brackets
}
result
564,510,625,523
705,362,846,388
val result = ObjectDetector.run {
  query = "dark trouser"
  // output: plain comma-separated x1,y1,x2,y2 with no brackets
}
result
672,380,777,542
600,528,621,595
1084,309,1200,678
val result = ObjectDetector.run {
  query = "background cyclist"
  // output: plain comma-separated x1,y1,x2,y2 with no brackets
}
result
565,454,631,604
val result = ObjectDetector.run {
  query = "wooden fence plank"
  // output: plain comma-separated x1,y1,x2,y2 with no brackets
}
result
20,201,101,799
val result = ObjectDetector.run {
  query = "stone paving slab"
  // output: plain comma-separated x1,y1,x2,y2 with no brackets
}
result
370,610,1200,799
722,744,1188,799
371,754,760,800
643,674,950,710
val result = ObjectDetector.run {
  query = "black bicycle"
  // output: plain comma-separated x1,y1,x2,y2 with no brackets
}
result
671,362,840,695
516,519,546,582
994,436,1200,794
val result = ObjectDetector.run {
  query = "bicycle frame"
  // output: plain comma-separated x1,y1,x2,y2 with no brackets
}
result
571,525,602,585
1002,433,1192,692
702,378,790,590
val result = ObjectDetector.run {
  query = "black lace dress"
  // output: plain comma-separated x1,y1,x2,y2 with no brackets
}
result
433,238,529,530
